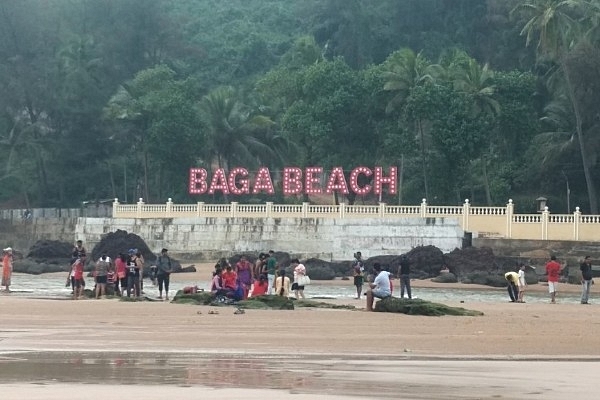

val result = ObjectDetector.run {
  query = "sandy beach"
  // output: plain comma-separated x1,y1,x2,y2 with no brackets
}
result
2,264,600,399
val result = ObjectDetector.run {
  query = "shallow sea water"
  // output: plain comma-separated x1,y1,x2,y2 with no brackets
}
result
3,273,586,304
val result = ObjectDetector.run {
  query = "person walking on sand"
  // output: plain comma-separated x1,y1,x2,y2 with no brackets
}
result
235,255,253,299
2,247,13,292
580,256,593,305
126,249,142,298
504,271,519,303
546,255,562,304
517,264,527,303
291,258,306,299
398,255,412,299
366,263,391,311
156,248,173,300
352,252,365,299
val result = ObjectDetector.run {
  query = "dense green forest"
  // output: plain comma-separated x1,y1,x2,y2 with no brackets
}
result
1,0,600,213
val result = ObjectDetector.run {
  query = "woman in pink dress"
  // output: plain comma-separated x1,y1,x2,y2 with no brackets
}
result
235,256,253,299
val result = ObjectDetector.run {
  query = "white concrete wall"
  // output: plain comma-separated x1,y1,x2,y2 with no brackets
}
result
76,217,464,261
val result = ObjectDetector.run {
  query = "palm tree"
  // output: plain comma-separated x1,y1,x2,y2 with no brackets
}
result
513,0,599,213
383,48,442,200
200,86,278,172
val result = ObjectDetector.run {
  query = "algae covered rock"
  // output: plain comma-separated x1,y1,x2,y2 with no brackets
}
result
431,273,458,283
171,291,214,305
374,297,483,316
294,299,355,310
238,295,294,310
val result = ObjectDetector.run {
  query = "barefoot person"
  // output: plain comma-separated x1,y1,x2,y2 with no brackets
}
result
156,248,173,300
291,258,306,300
2,247,13,292
352,252,364,299
580,256,593,304
545,255,562,304
366,263,391,312
94,254,110,299
504,270,519,303
517,264,527,303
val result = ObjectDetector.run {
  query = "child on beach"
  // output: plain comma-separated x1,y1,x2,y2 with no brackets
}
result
2,247,13,292
517,264,527,303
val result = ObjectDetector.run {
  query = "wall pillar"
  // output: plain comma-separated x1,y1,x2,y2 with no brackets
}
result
420,198,427,218
506,199,514,239
166,198,173,217
136,198,144,218
574,207,581,240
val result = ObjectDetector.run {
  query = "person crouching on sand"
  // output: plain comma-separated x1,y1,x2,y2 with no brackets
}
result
504,271,519,303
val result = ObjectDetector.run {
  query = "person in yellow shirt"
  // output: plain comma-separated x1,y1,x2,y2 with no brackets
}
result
274,269,290,298
504,271,520,303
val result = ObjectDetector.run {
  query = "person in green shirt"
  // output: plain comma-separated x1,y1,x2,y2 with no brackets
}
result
266,250,277,295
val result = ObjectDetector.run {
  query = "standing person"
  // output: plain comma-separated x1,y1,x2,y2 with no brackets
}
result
2,247,13,292
545,255,562,304
253,253,266,280
114,253,127,296
126,249,142,298
291,258,306,300
504,271,520,303
156,248,173,300
398,255,412,299
366,263,391,311
517,264,527,303
274,269,290,298
94,255,110,299
235,256,253,299
352,252,364,299
266,250,277,295
135,250,145,294
73,240,87,260
71,257,85,300
580,256,593,305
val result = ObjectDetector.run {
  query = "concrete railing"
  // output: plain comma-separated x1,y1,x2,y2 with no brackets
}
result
112,198,600,242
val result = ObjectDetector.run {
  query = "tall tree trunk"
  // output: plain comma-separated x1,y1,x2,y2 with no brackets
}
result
563,62,598,213
482,156,492,206
417,119,429,201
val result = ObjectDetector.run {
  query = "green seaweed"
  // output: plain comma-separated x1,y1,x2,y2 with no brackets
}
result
374,297,483,316
294,300,356,309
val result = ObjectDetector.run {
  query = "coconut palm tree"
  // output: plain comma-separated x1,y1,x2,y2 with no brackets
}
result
383,48,443,200
513,0,599,213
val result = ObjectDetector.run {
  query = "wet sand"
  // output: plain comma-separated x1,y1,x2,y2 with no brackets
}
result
1,264,600,399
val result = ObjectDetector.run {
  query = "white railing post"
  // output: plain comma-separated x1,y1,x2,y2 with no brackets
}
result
266,202,273,218
379,202,386,218
166,198,173,217
136,198,144,218
302,202,309,218
542,206,549,240
112,198,119,217
197,202,204,217
506,199,514,239
462,199,470,231
420,198,427,218
574,207,581,240
339,203,346,218
231,202,238,218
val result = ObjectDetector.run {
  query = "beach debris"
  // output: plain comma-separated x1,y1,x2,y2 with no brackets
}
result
233,308,245,314
208,310,219,315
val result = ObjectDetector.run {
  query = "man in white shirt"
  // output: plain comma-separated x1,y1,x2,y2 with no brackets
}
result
366,263,391,311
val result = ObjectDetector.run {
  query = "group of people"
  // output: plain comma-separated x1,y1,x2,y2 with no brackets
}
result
504,255,595,304
209,251,309,301
67,240,174,300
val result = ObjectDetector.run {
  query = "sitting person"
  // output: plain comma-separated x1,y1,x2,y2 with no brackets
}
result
250,275,268,297
366,263,391,311
211,267,227,297
222,265,238,291
274,269,290,297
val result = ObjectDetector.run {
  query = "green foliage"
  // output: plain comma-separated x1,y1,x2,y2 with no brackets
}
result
374,297,484,316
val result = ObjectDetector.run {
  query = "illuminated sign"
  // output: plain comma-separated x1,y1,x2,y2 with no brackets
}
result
189,166,397,196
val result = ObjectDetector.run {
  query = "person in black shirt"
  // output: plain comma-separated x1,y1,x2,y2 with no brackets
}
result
398,255,412,299
580,256,593,304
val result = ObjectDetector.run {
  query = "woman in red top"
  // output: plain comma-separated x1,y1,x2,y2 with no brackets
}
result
72,258,85,299
222,265,238,291
250,275,268,297
114,253,127,296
